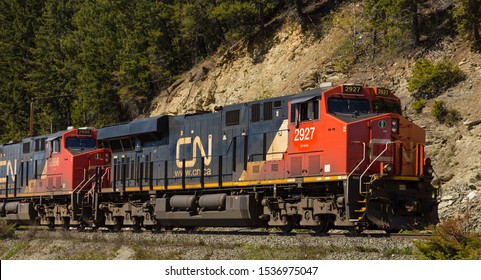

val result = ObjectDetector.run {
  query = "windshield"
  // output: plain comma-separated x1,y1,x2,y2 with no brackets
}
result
66,137,97,151
328,98,371,114
372,100,402,114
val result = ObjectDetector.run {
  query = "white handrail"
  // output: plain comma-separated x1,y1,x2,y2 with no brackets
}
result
347,141,367,179
359,141,399,196
72,169,88,193
346,141,366,199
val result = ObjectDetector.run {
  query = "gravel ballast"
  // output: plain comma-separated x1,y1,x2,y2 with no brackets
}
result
0,228,422,260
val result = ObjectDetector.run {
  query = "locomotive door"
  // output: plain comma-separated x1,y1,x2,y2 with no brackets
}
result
222,105,249,182
134,153,151,189
286,96,323,177
45,137,64,191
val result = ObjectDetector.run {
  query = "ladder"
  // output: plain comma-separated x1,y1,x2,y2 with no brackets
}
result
347,141,397,222
71,167,110,223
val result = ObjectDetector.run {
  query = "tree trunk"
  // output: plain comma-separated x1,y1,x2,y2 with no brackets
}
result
473,20,481,50
295,0,303,17
411,3,420,46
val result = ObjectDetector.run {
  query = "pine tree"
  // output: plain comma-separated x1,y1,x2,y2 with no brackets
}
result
114,1,175,119
454,0,481,51
0,0,43,142
27,0,76,135
364,0,425,57
64,0,125,128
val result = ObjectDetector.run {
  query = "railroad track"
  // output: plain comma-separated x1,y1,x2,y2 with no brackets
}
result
14,226,432,238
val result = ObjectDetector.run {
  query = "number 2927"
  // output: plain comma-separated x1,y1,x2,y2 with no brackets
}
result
294,127,315,142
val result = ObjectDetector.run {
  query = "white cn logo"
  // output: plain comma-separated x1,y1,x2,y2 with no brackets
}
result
176,134,212,168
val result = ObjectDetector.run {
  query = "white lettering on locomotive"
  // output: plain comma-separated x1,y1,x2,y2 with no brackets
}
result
294,127,315,142
174,168,212,178
0,160,17,183
6,159,16,176
176,134,212,168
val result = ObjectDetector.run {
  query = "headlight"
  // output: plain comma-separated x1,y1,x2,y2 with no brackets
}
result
383,164,393,174
391,118,399,134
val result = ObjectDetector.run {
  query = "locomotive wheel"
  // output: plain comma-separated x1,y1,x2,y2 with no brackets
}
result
47,218,55,231
62,218,70,231
348,226,365,236
132,217,142,233
184,226,197,233
77,220,87,232
277,224,294,233
385,229,401,234
311,215,330,234
277,215,294,233
152,220,163,233
109,217,123,232
144,220,163,233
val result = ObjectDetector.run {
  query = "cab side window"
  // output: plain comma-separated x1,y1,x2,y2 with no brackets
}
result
291,98,319,123
300,99,319,121
53,139,61,153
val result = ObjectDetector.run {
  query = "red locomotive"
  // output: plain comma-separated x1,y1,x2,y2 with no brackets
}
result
0,128,111,228
0,85,439,233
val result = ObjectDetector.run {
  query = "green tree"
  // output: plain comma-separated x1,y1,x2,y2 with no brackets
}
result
0,0,43,142
172,1,224,66
114,1,176,119
27,0,76,135
209,0,278,40
364,0,425,57
0,0,287,141
64,0,125,128
453,0,481,51
401,0,426,46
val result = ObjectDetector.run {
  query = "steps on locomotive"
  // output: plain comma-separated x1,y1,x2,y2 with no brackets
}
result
347,178,372,221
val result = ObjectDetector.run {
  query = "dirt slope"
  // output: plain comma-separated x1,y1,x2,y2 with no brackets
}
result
149,6,481,231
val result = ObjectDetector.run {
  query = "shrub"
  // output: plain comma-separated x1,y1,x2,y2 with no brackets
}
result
0,220,16,239
408,59,464,99
411,99,426,113
414,216,481,259
431,100,461,126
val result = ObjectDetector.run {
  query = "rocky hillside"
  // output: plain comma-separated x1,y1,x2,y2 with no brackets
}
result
149,3,481,231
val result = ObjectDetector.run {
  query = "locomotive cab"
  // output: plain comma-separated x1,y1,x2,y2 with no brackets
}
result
16,127,111,195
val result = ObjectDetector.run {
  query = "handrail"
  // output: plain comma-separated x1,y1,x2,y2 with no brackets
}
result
77,172,97,193
100,167,110,186
346,141,366,203
359,141,399,196
86,168,111,197
347,141,367,179
72,169,88,193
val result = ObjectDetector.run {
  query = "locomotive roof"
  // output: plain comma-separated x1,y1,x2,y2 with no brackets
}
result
45,130,67,141
97,115,169,140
